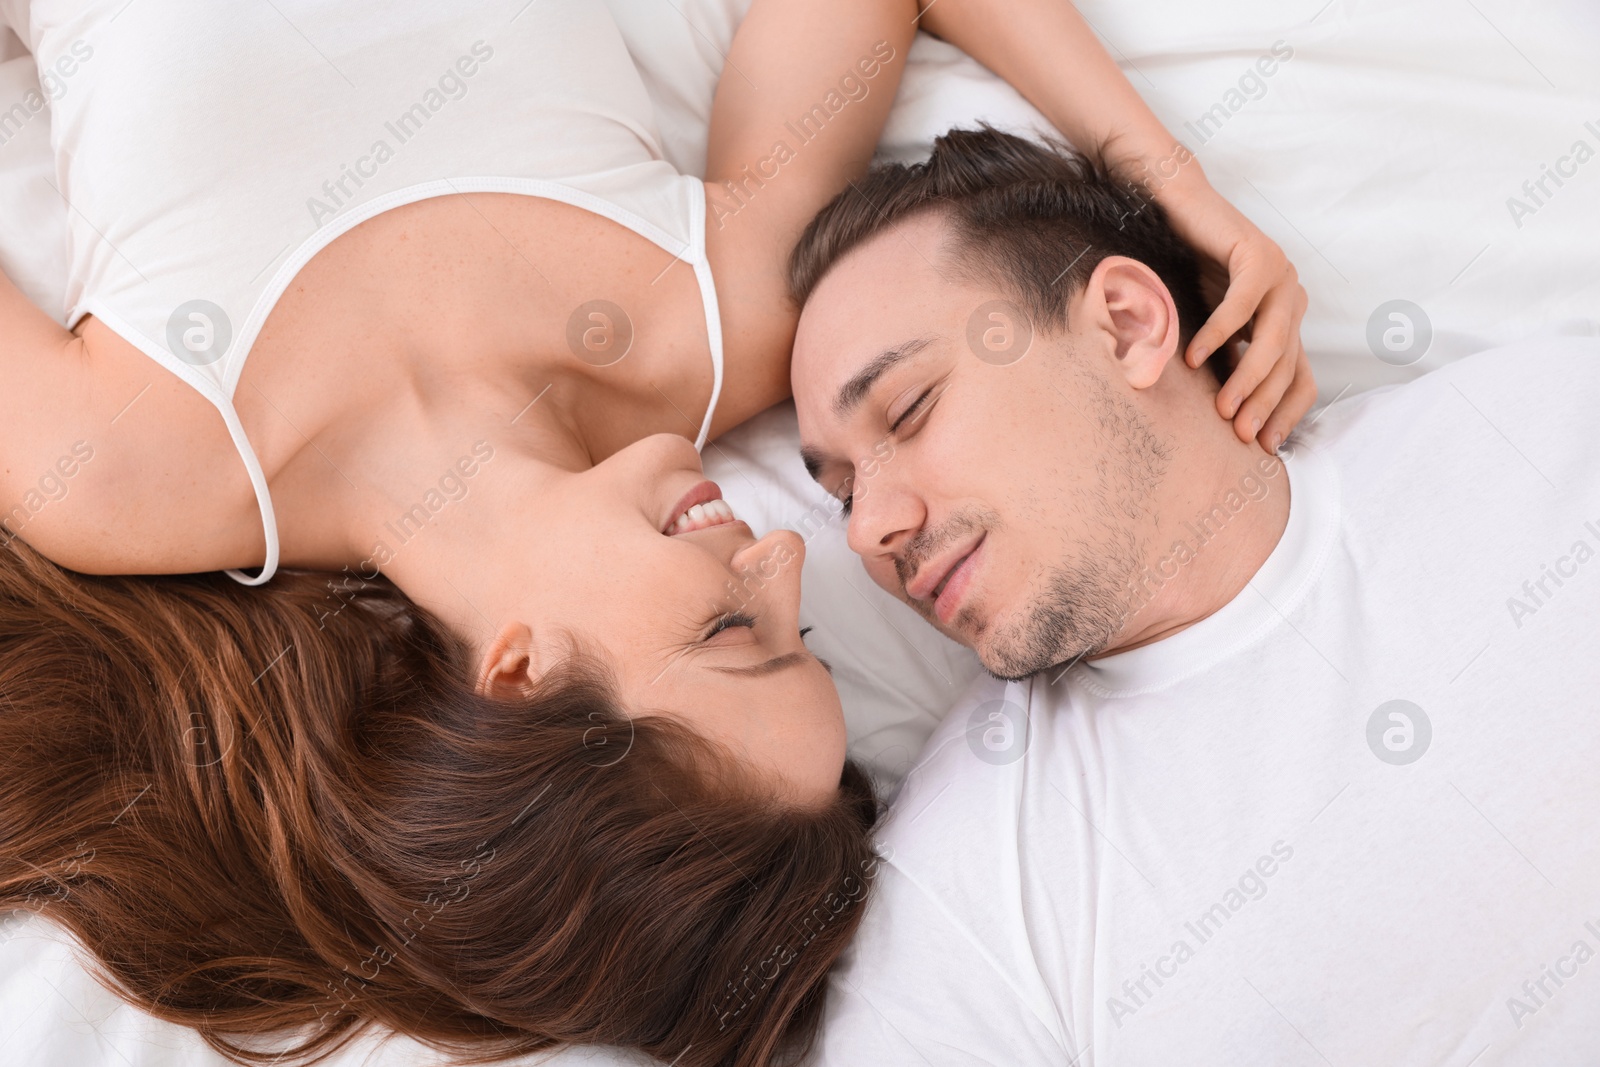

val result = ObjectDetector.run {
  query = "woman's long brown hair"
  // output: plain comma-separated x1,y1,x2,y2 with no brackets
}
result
0,535,879,1066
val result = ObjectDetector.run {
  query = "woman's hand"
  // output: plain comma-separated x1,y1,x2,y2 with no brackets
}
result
1157,177,1315,452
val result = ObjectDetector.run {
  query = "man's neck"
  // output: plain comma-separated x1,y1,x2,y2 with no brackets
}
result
1098,433,1293,657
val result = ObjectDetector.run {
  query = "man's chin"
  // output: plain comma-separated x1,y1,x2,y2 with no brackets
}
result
970,621,1048,683
978,642,1095,683
915,596,1084,681
979,659,1038,684
933,603,986,653
934,602,1028,679
972,611,1104,682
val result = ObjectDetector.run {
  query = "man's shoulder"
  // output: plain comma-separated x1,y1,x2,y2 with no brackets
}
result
820,672,1076,1063
1295,336,1600,477
880,674,1051,837
866,672,1063,910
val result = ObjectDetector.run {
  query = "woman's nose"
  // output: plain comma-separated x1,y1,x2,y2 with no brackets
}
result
729,530,806,618
730,529,805,585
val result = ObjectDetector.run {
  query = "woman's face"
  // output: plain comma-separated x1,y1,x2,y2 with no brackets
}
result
484,434,847,804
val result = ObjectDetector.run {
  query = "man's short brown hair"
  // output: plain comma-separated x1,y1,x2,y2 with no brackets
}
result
789,126,1215,369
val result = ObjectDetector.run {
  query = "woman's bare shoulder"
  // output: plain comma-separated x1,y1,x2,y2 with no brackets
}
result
3,314,264,575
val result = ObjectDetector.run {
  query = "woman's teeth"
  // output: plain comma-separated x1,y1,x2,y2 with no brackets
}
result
669,498,737,535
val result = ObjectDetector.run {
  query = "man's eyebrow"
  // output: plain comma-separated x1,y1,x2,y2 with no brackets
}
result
708,650,831,678
832,337,933,421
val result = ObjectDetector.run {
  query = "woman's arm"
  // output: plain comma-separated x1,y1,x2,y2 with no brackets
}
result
0,272,257,574
0,270,94,554
701,0,917,431
906,0,1314,450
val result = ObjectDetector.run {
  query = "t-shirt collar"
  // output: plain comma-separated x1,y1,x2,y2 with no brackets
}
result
1073,446,1341,696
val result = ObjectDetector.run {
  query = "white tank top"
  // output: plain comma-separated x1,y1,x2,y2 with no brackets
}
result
26,0,724,585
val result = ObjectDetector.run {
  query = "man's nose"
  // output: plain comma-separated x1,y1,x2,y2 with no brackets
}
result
845,473,925,561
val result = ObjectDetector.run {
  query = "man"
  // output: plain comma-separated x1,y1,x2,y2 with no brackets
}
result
789,128,1600,1064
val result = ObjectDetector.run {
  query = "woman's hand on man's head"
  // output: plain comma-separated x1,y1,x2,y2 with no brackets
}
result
1163,179,1317,453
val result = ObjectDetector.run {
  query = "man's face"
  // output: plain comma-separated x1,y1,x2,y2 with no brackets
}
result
792,214,1174,680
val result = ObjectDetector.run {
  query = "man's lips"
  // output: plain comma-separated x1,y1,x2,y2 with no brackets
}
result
930,537,984,626
905,532,986,607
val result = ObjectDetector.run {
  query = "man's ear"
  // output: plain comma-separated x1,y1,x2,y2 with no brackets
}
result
476,621,547,700
1085,256,1181,390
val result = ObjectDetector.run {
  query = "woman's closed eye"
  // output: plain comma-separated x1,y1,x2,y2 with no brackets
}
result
703,610,758,644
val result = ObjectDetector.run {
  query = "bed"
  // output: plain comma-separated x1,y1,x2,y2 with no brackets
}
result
1,0,1596,1063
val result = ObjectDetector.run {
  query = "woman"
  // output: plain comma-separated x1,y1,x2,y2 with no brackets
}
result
0,0,1311,1062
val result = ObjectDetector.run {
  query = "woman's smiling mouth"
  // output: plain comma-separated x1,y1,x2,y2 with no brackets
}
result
668,497,740,535
664,480,742,535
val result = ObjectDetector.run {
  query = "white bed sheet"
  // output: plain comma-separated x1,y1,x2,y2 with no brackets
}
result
2,1,1597,1064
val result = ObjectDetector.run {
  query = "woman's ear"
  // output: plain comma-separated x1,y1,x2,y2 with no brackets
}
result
477,621,543,699
1086,256,1181,390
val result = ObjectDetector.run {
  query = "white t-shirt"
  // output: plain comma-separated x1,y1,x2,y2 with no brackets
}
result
818,338,1600,1067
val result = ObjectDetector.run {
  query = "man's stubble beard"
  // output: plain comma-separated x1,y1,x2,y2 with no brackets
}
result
974,374,1172,682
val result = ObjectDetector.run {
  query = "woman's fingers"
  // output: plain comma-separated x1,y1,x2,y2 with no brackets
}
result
1185,235,1290,366
1258,345,1318,452
1228,336,1295,443
1213,271,1299,421
1232,334,1299,445
1186,262,1265,370
1163,197,1313,447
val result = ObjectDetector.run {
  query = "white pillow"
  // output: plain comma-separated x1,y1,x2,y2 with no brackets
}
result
618,0,1600,386
0,910,654,1067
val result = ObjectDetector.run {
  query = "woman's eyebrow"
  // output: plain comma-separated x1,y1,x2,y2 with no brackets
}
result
708,650,830,677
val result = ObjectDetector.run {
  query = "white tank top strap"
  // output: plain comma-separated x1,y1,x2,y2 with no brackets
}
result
227,187,720,587
214,401,281,588
687,187,724,452
114,173,722,589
